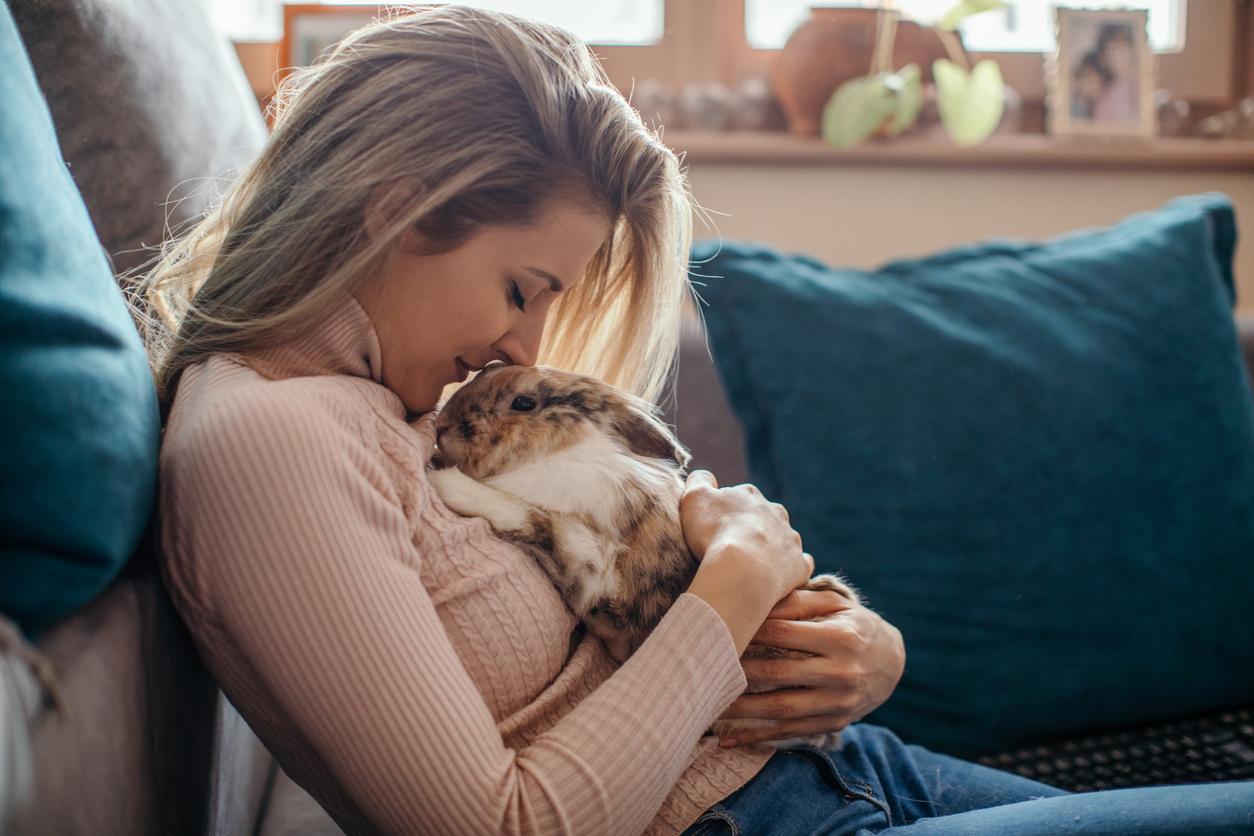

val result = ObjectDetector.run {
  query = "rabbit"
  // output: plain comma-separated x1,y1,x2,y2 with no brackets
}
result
426,363,861,749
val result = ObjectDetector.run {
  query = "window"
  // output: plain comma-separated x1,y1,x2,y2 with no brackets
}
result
215,1,1185,51
209,0,662,44
218,1,1237,108
745,1,1186,52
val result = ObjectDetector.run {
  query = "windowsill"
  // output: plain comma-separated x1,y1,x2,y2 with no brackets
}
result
662,130,1254,172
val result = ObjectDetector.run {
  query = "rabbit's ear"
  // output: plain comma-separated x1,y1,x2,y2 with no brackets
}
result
610,404,691,469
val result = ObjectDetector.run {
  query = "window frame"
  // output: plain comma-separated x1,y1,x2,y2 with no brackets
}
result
589,0,1240,106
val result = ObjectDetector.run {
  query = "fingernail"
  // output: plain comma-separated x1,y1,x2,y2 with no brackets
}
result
719,738,738,748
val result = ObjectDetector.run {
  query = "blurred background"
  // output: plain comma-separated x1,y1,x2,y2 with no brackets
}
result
212,0,1254,311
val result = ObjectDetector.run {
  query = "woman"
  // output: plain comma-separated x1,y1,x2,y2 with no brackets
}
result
1092,23,1139,123
142,6,1254,835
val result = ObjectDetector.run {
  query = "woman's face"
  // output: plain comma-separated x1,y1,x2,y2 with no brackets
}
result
1103,36,1134,78
354,196,612,415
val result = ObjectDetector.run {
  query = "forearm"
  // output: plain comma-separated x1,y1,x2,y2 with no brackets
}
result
511,593,747,834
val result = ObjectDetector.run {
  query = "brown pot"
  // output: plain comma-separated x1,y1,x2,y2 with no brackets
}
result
771,6,962,136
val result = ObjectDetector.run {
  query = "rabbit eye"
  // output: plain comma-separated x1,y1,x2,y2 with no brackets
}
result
510,396,537,412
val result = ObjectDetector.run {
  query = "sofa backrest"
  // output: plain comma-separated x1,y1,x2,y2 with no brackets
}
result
669,309,1254,487
6,1,271,834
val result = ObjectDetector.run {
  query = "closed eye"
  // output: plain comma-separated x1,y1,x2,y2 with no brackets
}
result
509,280,527,312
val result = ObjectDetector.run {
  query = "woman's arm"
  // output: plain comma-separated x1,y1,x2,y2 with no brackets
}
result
162,387,750,836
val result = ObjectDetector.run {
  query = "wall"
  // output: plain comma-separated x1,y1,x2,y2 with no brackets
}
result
685,164,1254,313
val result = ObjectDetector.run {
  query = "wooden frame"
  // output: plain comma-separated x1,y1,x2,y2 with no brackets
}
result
1046,8,1156,138
267,1,1239,110
645,0,1237,108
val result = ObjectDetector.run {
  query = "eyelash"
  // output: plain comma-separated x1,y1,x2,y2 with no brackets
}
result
509,280,527,312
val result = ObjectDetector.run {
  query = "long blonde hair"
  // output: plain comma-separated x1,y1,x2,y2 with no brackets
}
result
139,4,694,410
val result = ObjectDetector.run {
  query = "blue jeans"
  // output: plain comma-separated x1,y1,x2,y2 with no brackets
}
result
682,723,1254,835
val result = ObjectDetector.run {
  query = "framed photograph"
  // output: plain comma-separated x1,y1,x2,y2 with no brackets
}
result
1047,7,1155,138
281,4,380,71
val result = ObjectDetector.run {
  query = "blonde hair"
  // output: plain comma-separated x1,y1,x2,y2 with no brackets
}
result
138,4,694,409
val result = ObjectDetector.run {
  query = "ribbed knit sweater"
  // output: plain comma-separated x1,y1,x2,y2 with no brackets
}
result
158,295,773,836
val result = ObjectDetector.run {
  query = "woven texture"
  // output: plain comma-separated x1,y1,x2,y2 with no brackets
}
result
159,295,772,836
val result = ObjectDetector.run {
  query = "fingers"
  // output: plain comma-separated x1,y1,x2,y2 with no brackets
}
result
680,475,808,599
684,469,718,492
783,550,815,594
718,715,851,748
766,587,856,621
739,652,839,689
750,618,864,659
718,685,847,722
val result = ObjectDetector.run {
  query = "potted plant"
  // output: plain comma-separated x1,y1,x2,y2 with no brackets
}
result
820,0,1007,148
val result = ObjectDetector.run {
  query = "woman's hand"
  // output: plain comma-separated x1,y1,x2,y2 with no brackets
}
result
680,470,814,654
716,586,906,747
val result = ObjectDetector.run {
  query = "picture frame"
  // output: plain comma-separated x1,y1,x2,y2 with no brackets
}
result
1046,7,1155,139
281,4,380,72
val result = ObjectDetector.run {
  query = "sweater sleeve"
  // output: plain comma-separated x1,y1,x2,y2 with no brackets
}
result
160,383,747,836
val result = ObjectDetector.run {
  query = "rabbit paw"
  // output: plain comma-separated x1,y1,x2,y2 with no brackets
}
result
427,467,529,531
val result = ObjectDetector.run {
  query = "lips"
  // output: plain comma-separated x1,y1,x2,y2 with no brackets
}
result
454,357,485,383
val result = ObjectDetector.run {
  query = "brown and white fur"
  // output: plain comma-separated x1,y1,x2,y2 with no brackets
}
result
427,364,860,749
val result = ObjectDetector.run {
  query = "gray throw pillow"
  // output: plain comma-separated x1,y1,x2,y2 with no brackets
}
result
10,0,266,282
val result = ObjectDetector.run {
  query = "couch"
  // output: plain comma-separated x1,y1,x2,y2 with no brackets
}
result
2,1,1253,834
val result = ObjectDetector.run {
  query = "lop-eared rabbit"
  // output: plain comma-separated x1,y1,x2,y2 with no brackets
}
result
428,364,859,749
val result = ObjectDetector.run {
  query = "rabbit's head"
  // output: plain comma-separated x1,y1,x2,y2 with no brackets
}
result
433,365,690,479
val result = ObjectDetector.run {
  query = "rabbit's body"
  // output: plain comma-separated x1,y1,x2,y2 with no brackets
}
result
428,364,858,747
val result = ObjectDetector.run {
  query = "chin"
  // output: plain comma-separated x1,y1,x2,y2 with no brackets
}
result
396,382,443,417
388,368,449,416
407,394,442,416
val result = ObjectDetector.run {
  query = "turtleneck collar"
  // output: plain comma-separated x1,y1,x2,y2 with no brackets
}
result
235,293,441,446
242,292,385,385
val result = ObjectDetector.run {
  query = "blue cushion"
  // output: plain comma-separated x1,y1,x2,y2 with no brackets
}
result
692,194,1254,757
0,4,159,637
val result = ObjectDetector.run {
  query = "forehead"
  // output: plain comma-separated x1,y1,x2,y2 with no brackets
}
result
469,198,612,284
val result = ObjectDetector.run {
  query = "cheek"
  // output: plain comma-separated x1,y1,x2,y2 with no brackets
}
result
445,303,510,352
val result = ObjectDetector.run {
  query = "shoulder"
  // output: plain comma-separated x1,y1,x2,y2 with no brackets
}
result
162,354,393,488
157,356,425,625
156,355,418,599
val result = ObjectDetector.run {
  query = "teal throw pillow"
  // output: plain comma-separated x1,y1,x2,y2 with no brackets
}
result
692,193,1254,757
0,4,159,637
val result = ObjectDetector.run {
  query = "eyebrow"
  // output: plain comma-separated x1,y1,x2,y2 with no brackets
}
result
526,267,565,292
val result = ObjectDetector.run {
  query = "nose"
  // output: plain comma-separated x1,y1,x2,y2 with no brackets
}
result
493,310,546,368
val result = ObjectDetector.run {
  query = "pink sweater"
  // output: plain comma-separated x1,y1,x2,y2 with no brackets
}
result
158,295,772,835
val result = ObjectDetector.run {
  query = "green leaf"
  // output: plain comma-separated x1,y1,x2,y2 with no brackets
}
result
938,0,1005,31
933,58,1005,146
821,75,895,148
885,64,923,136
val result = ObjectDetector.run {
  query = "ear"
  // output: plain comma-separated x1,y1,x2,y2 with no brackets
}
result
611,403,691,469
364,178,424,245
